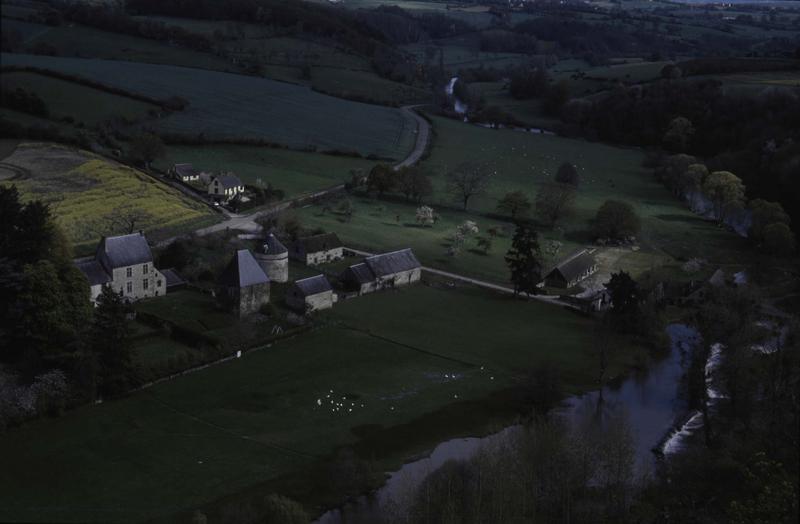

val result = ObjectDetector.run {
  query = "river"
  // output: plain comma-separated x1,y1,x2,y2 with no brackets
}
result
316,323,701,523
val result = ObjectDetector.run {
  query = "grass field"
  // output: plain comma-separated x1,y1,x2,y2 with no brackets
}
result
296,115,746,285
296,197,519,284
7,19,236,71
155,144,378,198
1,71,158,126
0,282,641,522
311,67,431,106
0,142,220,252
403,39,534,70
419,115,748,264
1,53,418,160
472,80,562,128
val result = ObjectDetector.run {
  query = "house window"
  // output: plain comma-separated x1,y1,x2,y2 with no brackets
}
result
126,281,132,294
126,267,132,278
143,278,149,290
157,280,162,288
143,263,149,274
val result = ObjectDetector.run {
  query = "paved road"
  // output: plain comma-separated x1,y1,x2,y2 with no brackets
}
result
393,105,430,171
344,247,578,309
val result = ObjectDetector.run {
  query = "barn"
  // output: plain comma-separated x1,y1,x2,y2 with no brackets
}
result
286,275,335,313
341,248,421,294
544,250,598,288
290,232,343,265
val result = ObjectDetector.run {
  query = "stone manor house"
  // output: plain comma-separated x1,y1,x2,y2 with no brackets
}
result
75,232,166,303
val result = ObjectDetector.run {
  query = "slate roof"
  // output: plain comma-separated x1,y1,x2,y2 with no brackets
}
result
294,275,332,296
76,258,111,286
708,268,726,287
174,163,198,178
364,248,420,278
262,233,288,255
161,268,186,288
97,232,154,269
218,249,270,288
345,262,376,285
546,250,596,283
213,173,243,189
296,232,342,254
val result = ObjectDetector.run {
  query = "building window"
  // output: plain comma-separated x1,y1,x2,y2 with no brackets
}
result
143,278,149,290
126,267,132,278
126,281,132,294
143,263,149,274
157,280,162,288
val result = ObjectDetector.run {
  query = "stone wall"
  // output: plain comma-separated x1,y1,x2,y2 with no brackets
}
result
237,282,270,316
306,248,343,266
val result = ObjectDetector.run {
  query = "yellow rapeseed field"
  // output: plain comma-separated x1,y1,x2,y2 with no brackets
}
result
1,142,218,252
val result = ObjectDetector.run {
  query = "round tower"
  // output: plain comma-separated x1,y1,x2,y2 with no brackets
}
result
254,233,289,283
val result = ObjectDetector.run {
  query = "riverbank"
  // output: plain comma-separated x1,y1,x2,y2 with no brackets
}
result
315,323,700,523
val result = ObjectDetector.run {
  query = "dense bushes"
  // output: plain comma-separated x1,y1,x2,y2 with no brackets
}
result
0,87,49,117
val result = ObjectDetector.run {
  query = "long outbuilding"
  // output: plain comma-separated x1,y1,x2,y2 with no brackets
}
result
543,249,597,289
341,248,421,294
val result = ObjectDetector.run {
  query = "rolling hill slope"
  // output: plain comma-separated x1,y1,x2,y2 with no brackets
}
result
1,53,418,160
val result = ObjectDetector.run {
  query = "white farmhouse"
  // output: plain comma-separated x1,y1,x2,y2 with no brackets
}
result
208,173,245,203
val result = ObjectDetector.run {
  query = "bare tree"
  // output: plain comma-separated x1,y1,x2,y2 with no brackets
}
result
105,203,154,235
446,161,494,210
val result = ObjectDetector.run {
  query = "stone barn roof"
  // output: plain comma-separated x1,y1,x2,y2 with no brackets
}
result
364,248,421,278
96,232,154,269
546,250,596,283
161,268,186,288
345,262,376,284
296,232,342,254
174,163,198,178
219,249,269,288
75,259,111,286
262,233,288,255
294,275,332,296
213,173,243,189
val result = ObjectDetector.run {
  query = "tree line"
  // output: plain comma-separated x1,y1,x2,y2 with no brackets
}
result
559,77,800,232
0,187,136,429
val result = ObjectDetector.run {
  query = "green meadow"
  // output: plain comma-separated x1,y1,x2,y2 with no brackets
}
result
296,116,746,285
419,116,747,264
0,282,640,522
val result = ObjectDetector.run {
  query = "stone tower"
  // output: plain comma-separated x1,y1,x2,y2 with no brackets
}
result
254,233,289,283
